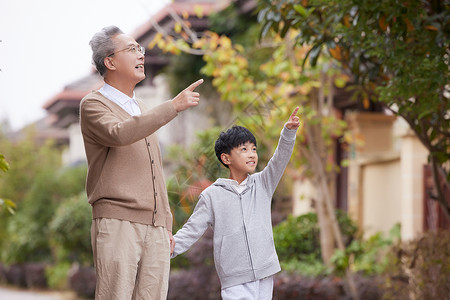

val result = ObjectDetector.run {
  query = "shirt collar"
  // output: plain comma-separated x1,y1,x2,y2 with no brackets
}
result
100,83,136,106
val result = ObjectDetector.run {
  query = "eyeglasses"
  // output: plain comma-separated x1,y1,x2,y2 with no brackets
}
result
108,44,145,57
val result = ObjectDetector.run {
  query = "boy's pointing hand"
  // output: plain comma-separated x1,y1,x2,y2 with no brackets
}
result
285,106,301,130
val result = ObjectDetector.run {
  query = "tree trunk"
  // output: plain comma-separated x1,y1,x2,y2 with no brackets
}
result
305,123,360,300
316,186,335,264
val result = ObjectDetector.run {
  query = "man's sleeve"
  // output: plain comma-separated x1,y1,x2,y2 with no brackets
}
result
80,97,177,147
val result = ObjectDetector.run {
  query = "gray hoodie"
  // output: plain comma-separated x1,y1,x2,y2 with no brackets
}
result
172,127,297,288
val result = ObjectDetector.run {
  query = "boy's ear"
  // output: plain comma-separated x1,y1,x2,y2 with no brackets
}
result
221,153,231,165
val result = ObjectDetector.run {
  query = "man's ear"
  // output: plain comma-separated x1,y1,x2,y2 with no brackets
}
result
221,153,231,165
104,57,116,71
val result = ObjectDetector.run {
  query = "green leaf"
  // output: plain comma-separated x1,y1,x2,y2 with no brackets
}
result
260,21,273,39
294,5,307,17
309,44,322,67
334,77,347,88
280,20,291,38
0,154,10,173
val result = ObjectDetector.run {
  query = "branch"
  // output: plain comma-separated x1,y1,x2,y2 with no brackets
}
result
167,7,200,43
149,16,207,56
430,155,450,221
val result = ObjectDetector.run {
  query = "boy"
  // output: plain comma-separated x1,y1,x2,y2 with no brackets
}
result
172,107,300,299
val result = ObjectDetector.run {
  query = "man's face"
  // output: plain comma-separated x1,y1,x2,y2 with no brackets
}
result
108,34,145,85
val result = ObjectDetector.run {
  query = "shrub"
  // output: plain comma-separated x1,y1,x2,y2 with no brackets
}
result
331,223,401,276
49,192,92,265
383,230,450,299
274,213,321,262
1,164,87,264
1,170,58,263
45,262,71,290
273,211,358,266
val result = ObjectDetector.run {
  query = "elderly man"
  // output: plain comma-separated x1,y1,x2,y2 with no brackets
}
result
80,25,203,300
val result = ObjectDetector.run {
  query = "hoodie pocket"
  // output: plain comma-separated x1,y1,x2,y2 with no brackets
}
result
217,229,251,276
247,226,277,270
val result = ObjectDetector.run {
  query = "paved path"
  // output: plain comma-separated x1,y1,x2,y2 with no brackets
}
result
0,287,78,300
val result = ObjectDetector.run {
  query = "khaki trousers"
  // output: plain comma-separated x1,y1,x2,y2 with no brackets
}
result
91,218,170,300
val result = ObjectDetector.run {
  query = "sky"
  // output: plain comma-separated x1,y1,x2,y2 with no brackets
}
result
0,0,170,130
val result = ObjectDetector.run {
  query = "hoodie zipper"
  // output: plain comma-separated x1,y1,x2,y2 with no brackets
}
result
238,193,256,280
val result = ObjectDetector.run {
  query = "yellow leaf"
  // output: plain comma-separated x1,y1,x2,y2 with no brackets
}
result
235,44,245,53
328,45,342,61
343,15,351,28
193,39,204,49
363,98,370,109
212,69,220,77
379,15,388,31
194,5,204,19
298,85,310,95
174,22,182,33
220,36,231,48
209,40,218,50
334,77,346,88
157,39,166,50
148,33,163,49
280,72,289,81
403,17,414,32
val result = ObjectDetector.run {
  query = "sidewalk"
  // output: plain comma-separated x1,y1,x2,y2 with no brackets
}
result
0,286,79,300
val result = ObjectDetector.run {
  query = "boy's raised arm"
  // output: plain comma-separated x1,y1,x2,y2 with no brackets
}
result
259,106,300,196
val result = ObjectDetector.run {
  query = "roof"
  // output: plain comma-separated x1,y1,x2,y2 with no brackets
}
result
42,73,103,112
132,1,228,41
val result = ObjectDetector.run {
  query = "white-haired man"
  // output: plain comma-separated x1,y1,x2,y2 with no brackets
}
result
80,25,203,299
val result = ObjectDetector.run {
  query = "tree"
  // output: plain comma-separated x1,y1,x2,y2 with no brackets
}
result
150,6,360,297
258,0,450,219
0,127,61,253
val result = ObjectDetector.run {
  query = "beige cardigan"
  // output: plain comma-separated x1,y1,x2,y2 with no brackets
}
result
80,91,177,230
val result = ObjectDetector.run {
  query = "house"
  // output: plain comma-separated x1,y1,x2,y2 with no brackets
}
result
291,99,449,239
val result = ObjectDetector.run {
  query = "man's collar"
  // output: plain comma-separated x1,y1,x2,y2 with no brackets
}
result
102,83,136,105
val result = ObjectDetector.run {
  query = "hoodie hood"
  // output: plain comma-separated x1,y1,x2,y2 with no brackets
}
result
212,175,255,193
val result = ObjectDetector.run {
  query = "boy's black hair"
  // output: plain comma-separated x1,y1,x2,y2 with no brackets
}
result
214,125,257,168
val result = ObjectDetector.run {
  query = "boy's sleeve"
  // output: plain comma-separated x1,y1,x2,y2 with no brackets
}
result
259,126,297,198
172,194,213,258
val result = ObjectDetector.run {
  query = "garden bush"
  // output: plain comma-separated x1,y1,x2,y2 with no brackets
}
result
331,223,401,276
1,165,87,265
1,170,59,264
47,192,92,294
273,210,358,276
45,262,71,290
383,230,450,299
49,192,92,265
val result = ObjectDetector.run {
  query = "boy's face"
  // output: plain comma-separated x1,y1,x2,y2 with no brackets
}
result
221,142,258,174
